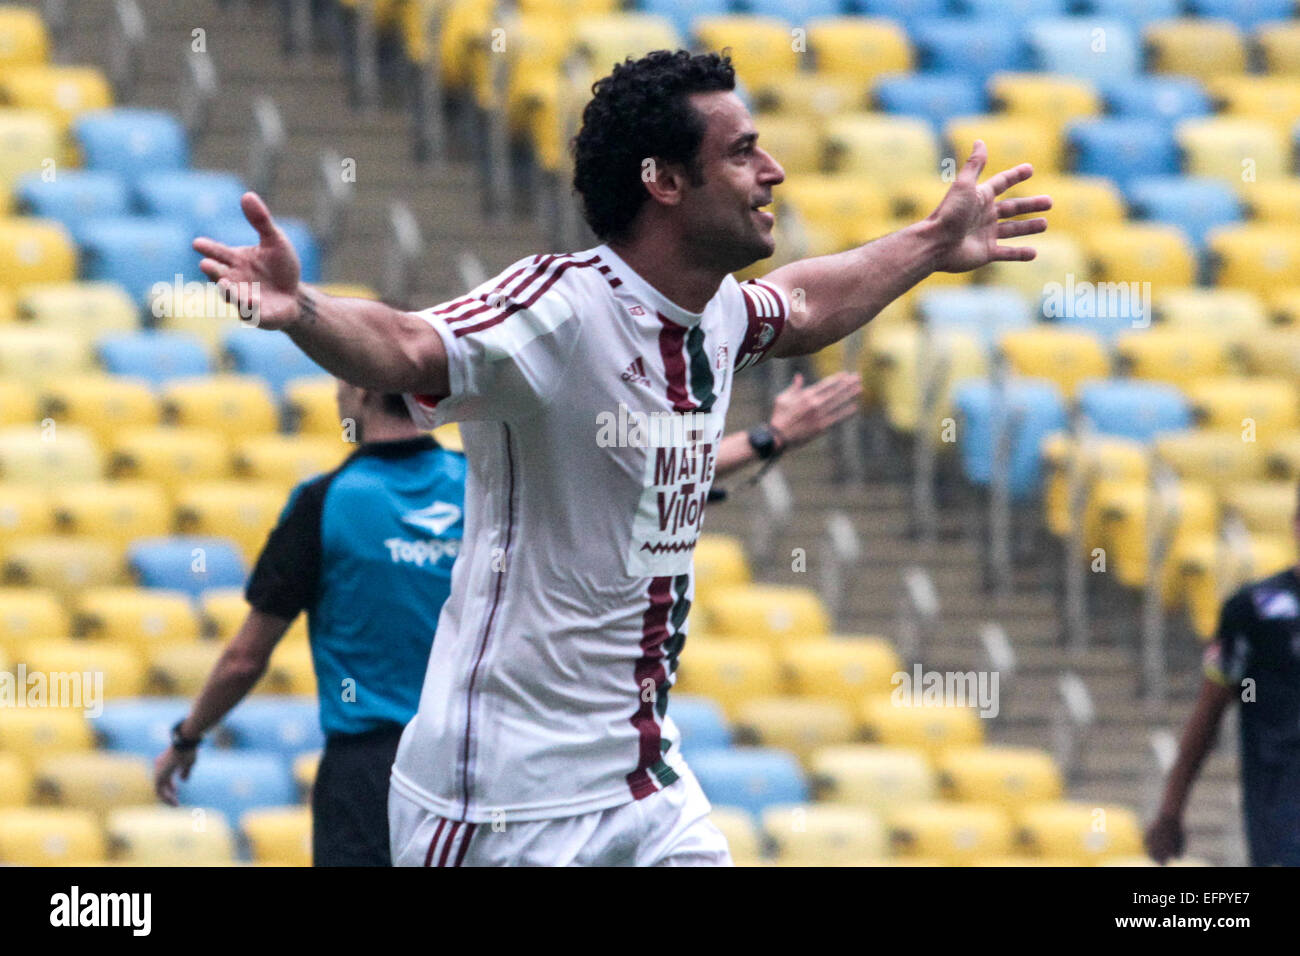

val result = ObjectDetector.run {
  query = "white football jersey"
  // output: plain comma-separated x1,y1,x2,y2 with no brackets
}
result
391,243,789,823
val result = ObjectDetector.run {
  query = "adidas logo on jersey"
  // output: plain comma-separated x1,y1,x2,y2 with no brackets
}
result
620,356,651,387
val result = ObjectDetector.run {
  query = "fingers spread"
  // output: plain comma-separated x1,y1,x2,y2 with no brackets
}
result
985,163,1034,196
960,139,988,183
199,258,230,282
993,244,1038,262
996,217,1048,239
193,236,239,263
241,191,279,242
995,194,1052,218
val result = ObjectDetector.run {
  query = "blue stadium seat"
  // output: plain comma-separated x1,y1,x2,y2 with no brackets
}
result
637,0,730,37
1078,380,1191,442
73,108,189,179
919,288,1034,348
856,0,950,28
1125,176,1243,250
1048,288,1152,340
952,378,1068,499
77,216,201,302
223,329,324,397
198,215,321,284
743,0,845,21
910,18,1028,83
1095,76,1211,124
1077,0,1180,29
690,748,809,818
873,74,986,133
1026,18,1140,80
95,697,195,756
958,0,1069,19
220,697,324,759
128,537,248,598
667,694,732,757
15,171,130,232
1187,0,1295,30
97,331,211,386
1066,119,1178,188
175,751,295,822
135,171,248,230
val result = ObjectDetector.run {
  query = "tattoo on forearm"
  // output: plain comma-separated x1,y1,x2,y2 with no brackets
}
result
296,289,319,326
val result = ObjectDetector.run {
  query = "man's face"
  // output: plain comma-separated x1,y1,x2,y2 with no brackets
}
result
674,91,785,272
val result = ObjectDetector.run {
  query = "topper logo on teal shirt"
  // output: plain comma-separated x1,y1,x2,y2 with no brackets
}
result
401,500,462,537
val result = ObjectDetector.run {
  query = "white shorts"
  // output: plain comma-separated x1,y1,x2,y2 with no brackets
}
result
389,764,732,867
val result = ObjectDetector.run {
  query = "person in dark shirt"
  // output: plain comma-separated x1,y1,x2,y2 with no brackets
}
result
1146,490,1300,866
154,380,466,866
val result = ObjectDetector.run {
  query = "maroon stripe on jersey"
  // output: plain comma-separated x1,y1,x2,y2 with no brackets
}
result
437,821,462,867
438,253,566,327
626,575,674,801
453,823,478,867
735,280,788,370
656,314,696,412
424,817,448,867
453,255,602,339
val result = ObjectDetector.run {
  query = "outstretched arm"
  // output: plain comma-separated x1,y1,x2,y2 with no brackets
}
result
196,192,450,395
763,141,1051,358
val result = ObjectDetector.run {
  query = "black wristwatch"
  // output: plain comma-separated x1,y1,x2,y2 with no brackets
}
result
747,424,785,461
171,718,201,752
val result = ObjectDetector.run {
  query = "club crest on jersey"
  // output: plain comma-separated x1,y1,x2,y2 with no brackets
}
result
627,304,646,316
755,322,775,349
620,356,651,387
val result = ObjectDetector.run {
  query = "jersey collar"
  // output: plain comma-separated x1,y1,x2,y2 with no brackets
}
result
352,435,439,459
596,243,708,328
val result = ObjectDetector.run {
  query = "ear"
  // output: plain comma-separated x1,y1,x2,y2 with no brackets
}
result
640,156,689,209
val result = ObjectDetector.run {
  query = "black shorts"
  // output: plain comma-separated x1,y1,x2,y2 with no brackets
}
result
311,723,405,867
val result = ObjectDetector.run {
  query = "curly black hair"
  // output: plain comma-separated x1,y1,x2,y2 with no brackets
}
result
572,50,736,242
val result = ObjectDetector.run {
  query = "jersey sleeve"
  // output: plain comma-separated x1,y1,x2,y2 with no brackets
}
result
733,277,791,371
1203,588,1254,689
244,477,327,622
403,254,584,427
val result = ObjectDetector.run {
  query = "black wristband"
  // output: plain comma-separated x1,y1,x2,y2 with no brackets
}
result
748,424,780,461
171,718,201,751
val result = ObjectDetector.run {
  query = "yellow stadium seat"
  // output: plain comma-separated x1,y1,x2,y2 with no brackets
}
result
981,233,1090,298
40,375,161,440
1154,430,1268,491
692,16,800,82
808,17,912,81
1115,329,1232,388
493,13,570,122
751,72,868,119
692,533,752,598
18,281,138,334
824,115,938,187
1209,225,1300,297
162,375,278,438
707,806,763,865
572,13,681,74
0,326,92,383
1257,21,1300,76
1176,528,1297,637
1082,224,1195,290
809,744,938,813
0,752,30,806
777,174,892,249
147,282,241,353
0,109,58,195
1177,118,1288,181
0,807,105,865
145,640,223,695
260,639,315,695
1005,174,1123,236
0,423,101,484
1041,433,1149,541
889,175,951,221
733,696,856,763
1146,18,1247,78
4,536,124,595
998,327,1110,398
890,802,1014,864
242,806,312,867
174,481,286,562
0,217,76,289
0,586,66,648
106,806,235,865
199,588,251,640
674,640,782,717
108,427,231,486
781,635,901,704
285,379,338,436
988,73,1102,132
1206,76,1300,135
1236,178,1300,226
50,481,171,545
0,484,53,558
0,377,38,424
0,708,92,761
18,638,145,698
867,325,988,433
232,434,346,486
1017,801,1142,864
33,752,154,812
0,65,113,132
1155,287,1268,340
74,586,200,649
1187,377,1299,435
293,751,320,795
699,584,830,645
1221,481,1294,536
0,284,11,316
937,746,1064,809
762,803,888,865
859,694,985,755
1267,431,1300,479
0,6,49,67
748,112,826,176
1094,479,1218,591
945,115,1065,176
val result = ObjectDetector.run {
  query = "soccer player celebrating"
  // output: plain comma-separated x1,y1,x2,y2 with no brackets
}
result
194,50,1049,866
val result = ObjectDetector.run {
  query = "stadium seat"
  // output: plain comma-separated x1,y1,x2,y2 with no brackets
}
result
1235,177,1300,226
665,694,731,757
945,115,1064,175
1078,380,1192,441
96,331,211,387
998,327,1110,398
1209,226,1300,297
0,484,53,560
867,324,988,433
1155,430,1269,491
33,752,154,812
1124,177,1243,251
127,536,247,597
1146,18,1248,78
0,807,105,865
823,114,937,186
146,641,224,696
1114,329,1233,389
734,696,856,763
781,635,901,704
0,422,102,485
161,375,278,438
77,217,200,303
988,72,1101,135
690,748,808,819
1187,0,1294,30
242,806,312,867
1267,432,1300,479
860,695,986,755
0,217,76,289
198,214,321,285
708,806,763,865
1094,478,1218,590
233,433,344,486
890,802,1015,863
135,170,248,229
937,746,1064,809
1025,18,1141,81
19,637,146,698
175,750,296,822
1176,530,1296,637
49,480,170,545
148,279,246,352
40,375,160,442
1095,75,1212,123
673,640,783,717
221,697,324,758
1155,288,1268,340
1207,76,1300,136
743,113,825,176
173,481,285,561
258,638,316,696
0,377,38,424
0,6,49,67
0,586,66,646
1186,377,1300,435
1041,434,1149,541
699,584,830,646
691,16,800,82
94,696,194,755
919,287,1034,347
807,16,912,81
1017,801,1142,864
15,170,131,230
1177,118,1288,182
874,74,986,133
809,744,938,813
750,72,868,119
980,234,1090,301
909,18,1027,83
74,586,199,649
293,750,320,797
762,803,889,865
1083,223,1195,290
856,0,947,27
1257,21,1300,76
109,427,231,487
4,536,123,595
0,708,93,761
1221,481,1296,535
285,378,341,436
17,281,139,336
1066,119,1178,188
691,534,752,597
1239,329,1300,379
199,587,257,641
0,752,30,807
1083,0,1181,28
73,108,188,178
0,109,59,197
106,806,235,865
0,64,112,133
223,329,325,397
0,327,92,384
745,0,842,20
952,378,1069,499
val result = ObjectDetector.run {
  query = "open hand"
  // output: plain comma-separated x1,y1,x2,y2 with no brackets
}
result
194,191,303,329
